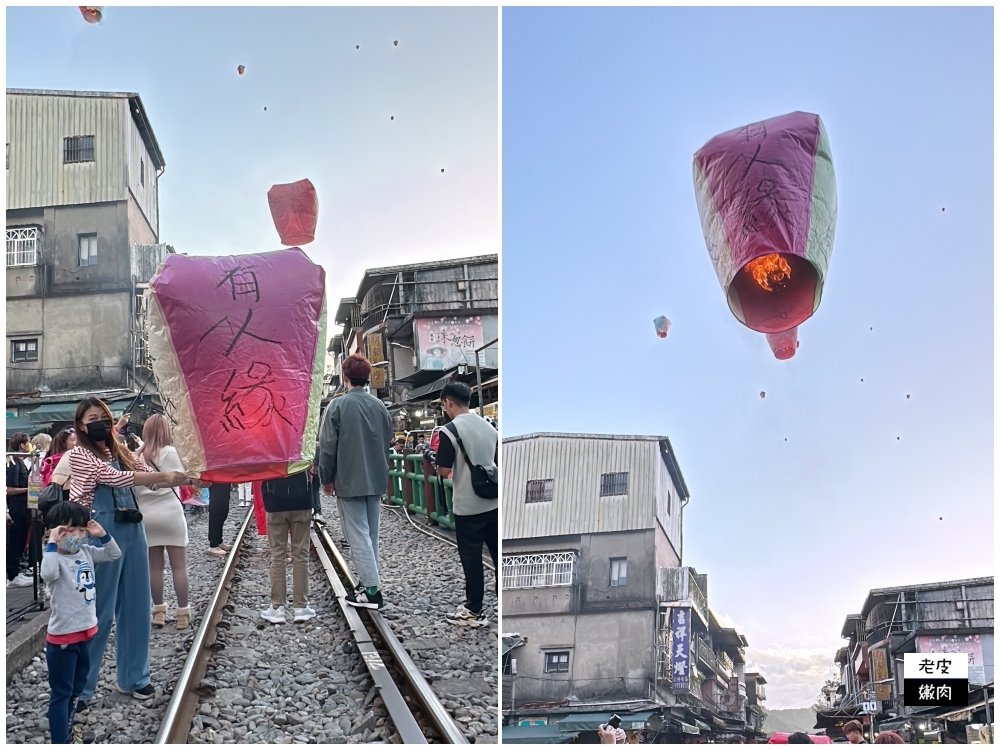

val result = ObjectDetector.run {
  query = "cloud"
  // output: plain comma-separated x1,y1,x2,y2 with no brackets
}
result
713,611,840,710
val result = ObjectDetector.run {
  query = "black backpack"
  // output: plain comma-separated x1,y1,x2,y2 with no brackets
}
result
261,470,312,499
442,422,498,500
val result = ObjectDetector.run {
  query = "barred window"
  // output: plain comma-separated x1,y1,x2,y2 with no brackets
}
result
545,652,570,673
502,552,574,589
600,472,628,497
64,135,95,164
525,479,554,503
11,339,38,363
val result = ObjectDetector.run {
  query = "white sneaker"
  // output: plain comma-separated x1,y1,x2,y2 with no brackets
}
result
293,606,317,622
312,513,326,524
446,604,488,628
260,605,286,624
8,572,33,588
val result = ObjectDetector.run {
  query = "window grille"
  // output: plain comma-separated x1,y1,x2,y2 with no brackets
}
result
79,235,98,267
6,227,38,266
502,552,574,590
64,135,95,164
545,652,570,673
11,339,38,363
610,557,628,587
525,479,554,503
600,471,629,496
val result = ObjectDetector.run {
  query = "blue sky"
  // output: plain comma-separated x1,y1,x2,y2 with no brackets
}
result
6,6,498,313
502,7,993,709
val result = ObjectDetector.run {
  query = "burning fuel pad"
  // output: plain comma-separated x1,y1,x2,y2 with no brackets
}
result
146,249,327,483
693,112,837,359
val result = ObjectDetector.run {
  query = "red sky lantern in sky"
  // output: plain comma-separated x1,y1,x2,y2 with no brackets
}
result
693,112,838,359
79,6,102,23
653,315,671,339
267,179,318,246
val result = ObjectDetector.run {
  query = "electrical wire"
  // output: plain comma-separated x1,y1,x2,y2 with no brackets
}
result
381,499,496,572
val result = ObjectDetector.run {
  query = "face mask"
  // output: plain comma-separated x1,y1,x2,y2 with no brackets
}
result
62,536,86,554
85,419,113,443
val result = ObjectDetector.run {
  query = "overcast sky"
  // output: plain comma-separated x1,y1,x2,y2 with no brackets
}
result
6,6,498,322
502,6,993,709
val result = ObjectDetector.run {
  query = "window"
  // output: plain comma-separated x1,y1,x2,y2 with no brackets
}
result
6,227,38,266
525,479,554,503
600,472,629,496
502,552,575,589
11,339,38,363
545,652,570,674
79,235,97,266
610,557,627,587
64,135,95,164
140,158,144,186
668,490,672,516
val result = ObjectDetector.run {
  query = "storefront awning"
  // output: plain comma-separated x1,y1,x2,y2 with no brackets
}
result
677,721,700,734
694,719,712,732
26,398,135,424
5,414,36,436
556,710,656,732
405,374,453,402
503,724,573,744
936,696,994,722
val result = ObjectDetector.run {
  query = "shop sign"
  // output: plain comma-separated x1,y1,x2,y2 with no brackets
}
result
370,366,387,389
366,332,385,365
871,648,892,701
671,607,692,691
415,316,484,371
918,633,986,686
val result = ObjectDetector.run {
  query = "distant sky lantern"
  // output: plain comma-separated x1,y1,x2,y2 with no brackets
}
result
79,6,102,23
653,315,671,339
237,64,246,75
147,249,327,483
267,179,318,245
693,112,837,360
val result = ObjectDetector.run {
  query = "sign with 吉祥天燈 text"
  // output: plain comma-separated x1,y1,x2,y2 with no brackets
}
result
670,607,691,692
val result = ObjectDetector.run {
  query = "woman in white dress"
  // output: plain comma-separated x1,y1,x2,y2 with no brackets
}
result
135,414,191,630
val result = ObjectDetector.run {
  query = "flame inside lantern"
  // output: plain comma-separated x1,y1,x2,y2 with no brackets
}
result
744,254,792,292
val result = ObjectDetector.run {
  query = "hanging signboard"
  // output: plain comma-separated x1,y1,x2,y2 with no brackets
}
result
871,648,892,701
366,332,386,365
918,634,986,686
415,316,484,371
370,366,387,389
671,607,692,692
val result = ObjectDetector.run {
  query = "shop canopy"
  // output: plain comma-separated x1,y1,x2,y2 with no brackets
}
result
5,414,35,437
503,724,573,744
557,711,656,732
26,398,134,425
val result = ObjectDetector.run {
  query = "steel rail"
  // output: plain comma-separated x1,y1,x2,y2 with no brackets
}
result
154,506,255,744
314,522,469,744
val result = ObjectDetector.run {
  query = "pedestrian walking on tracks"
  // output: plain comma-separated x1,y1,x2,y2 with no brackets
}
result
206,482,233,558
135,414,192,630
7,432,34,588
67,397,192,707
260,471,316,624
434,382,499,628
318,353,393,611
40,501,121,744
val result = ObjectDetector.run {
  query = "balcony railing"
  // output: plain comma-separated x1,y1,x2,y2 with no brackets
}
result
719,651,735,676
658,567,710,626
502,552,575,590
6,227,38,267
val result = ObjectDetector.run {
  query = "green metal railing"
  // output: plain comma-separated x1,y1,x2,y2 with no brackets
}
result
383,453,456,531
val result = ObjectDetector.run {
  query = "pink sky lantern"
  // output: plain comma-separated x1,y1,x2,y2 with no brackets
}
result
79,6,103,23
267,179,318,246
693,112,837,360
653,316,672,339
147,249,327,483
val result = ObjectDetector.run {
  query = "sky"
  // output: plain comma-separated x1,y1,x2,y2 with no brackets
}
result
502,7,993,710
6,6,499,326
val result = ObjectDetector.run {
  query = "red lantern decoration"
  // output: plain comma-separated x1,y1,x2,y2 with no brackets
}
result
766,326,799,360
267,179,318,246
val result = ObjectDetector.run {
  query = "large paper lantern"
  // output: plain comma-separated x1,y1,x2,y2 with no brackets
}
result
693,112,837,359
147,248,327,482
268,179,318,246
79,6,102,23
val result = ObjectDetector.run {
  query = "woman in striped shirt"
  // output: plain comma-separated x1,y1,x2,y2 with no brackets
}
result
68,397,193,708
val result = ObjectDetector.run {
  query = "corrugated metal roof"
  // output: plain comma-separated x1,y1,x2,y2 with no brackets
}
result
502,433,687,541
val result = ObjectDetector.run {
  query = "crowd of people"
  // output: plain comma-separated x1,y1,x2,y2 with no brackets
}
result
5,351,500,744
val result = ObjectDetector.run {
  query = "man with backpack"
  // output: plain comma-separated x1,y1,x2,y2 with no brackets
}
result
259,469,316,624
434,382,498,627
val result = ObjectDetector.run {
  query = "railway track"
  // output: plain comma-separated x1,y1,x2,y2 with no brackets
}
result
153,508,469,744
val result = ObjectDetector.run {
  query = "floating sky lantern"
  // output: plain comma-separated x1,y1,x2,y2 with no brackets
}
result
79,6,102,23
237,65,246,76
693,112,837,359
653,316,672,339
147,249,327,483
267,179,318,245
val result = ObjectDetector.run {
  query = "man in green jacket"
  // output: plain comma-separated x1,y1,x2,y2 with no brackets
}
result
318,353,393,610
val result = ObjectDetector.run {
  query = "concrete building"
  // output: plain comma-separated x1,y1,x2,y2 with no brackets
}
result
332,255,498,433
6,89,171,434
501,433,764,744
817,577,994,743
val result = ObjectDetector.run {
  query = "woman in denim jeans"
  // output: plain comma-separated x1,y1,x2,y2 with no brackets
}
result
66,398,192,709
